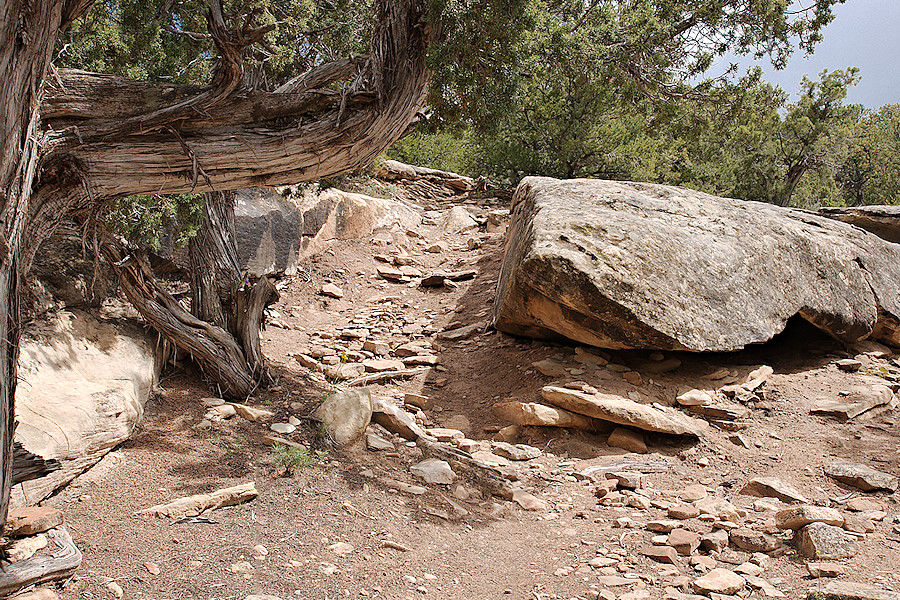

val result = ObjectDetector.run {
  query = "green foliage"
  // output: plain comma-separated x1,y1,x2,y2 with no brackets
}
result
58,0,373,87
106,193,204,250
272,444,325,473
386,131,476,175
834,104,900,206
683,68,865,207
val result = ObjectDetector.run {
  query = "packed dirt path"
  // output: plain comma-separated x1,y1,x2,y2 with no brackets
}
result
44,190,900,600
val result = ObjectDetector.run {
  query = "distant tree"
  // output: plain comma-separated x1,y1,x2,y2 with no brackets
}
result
835,104,900,206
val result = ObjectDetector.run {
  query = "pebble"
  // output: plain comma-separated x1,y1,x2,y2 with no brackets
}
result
623,371,643,386
321,283,344,298
231,561,254,574
328,542,354,555
106,581,124,599
669,504,701,519
836,358,862,372
270,423,297,434
677,389,713,406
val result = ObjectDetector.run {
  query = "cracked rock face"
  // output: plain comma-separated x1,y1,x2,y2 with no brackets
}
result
493,177,900,352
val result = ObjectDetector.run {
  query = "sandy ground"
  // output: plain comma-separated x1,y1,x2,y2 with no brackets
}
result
28,192,900,600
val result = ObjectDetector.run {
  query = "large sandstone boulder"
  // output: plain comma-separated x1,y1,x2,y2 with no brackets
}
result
12,310,160,505
235,187,420,275
493,178,900,351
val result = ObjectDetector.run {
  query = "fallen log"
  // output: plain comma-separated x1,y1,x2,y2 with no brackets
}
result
139,482,258,518
346,368,428,387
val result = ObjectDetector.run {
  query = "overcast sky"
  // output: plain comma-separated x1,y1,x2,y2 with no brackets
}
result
723,0,900,107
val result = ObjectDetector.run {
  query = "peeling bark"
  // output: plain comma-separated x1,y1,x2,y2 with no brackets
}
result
0,0,431,548
187,190,278,392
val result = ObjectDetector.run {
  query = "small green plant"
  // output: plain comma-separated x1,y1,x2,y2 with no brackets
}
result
864,365,894,380
272,444,321,474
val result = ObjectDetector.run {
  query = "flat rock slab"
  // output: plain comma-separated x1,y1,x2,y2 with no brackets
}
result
812,385,894,420
490,441,541,461
810,582,900,600
740,477,808,503
819,205,900,244
692,568,745,595
363,359,406,372
541,386,706,437
14,311,160,506
642,545,678,563
776,505,844,530
824,461,898,492
5,507,63,537
493,177,900,351
491,400,596,430
372,398,427,441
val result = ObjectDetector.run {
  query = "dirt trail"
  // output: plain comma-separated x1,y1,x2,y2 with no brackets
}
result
43,193,900,600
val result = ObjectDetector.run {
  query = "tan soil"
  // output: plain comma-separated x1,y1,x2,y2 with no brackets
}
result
41,195,900,600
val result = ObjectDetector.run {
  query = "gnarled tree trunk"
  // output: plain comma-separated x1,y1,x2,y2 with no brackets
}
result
0,0,431,547
186,189,277,395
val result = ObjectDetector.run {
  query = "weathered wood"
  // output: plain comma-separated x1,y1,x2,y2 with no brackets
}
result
234,277,278,386
275,55,370,94
38,0,430,199
0,527,82,595
12,441,61,486
346,367,429,386
139,482,258,518
102,241,258,399
0,0,78,544
189,191,242,329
